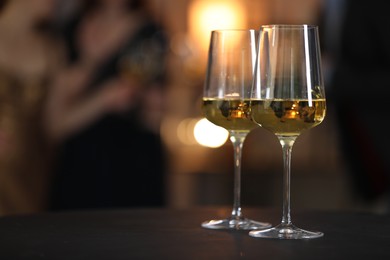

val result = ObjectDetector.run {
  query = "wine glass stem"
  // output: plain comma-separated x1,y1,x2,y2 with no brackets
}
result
229,132,246,219
279,136,297,226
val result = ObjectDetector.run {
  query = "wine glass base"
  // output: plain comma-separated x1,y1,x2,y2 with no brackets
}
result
201,217,271,230
249,223,323,239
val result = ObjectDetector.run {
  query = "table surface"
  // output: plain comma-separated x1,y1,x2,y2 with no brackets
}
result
0,207,389,259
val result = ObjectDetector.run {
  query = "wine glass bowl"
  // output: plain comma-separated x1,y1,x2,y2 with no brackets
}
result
201,29,271,230
249,24,326,239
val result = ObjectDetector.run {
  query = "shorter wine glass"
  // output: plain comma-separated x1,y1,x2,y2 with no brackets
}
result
201,29,271,230
249,24,326,239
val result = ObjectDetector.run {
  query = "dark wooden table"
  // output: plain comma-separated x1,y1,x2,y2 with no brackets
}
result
0,207,389,259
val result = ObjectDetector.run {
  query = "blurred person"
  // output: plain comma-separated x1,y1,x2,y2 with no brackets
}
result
0,0,66,215
0,0,146,215
46,0,169,210
326,0,390,212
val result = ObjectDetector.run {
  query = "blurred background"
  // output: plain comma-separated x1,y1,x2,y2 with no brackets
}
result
0,0,389,216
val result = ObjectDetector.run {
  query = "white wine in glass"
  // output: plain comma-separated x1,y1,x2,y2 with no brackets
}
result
249,24,326,239
201,29,271,230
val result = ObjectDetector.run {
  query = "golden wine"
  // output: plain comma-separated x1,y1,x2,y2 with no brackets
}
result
251,99,326,136
202,98,258,133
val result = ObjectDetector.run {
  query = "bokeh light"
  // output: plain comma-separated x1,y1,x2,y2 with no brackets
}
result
193,118,229,148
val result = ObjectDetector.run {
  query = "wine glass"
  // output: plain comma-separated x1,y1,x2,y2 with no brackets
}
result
249,24,326,239
201,29,271,230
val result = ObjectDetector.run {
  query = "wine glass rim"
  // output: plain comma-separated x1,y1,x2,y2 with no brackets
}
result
260,24,318,29
211,29,256,33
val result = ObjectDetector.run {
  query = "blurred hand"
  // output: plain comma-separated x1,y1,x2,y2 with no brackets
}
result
44,65,136,144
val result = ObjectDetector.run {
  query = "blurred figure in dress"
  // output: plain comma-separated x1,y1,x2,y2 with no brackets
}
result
46,0,169,210
0,0,167,215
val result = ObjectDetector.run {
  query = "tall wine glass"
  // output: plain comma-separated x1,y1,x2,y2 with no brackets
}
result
201,29,271,230
249,25,326,239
